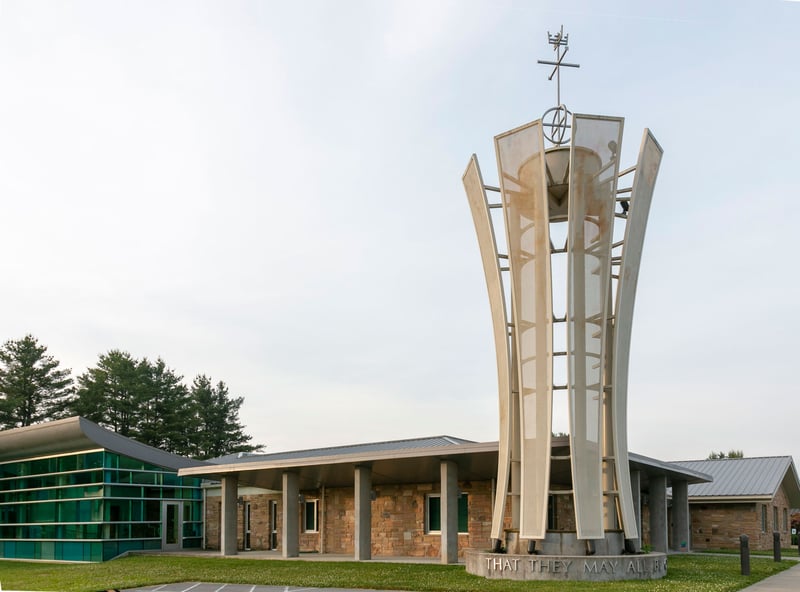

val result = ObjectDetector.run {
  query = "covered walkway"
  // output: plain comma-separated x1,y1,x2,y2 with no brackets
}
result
177,438,710,563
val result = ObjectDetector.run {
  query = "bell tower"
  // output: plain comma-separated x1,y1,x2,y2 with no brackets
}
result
463,27,663,556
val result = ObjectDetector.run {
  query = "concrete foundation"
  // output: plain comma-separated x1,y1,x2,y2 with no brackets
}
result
503,529,626,556
465,550,667,582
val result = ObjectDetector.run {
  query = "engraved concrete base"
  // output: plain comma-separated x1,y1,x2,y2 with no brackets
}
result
465,551,667,581
504,530,627,555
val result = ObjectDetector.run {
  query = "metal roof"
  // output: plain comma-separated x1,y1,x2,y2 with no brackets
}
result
673,457,800,506
184,436,712,492
0,416,209,471
210,435,477,465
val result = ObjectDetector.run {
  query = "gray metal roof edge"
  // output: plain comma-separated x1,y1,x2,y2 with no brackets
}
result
209,434,479,465
77,417,211,471
0,416,210,471
781,458,800,506
673,456,800,505
182,440,499,478
628,451,713,484
672,455,794,465
686,494,774,503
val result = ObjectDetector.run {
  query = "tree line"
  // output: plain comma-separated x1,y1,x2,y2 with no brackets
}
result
0,334,261,460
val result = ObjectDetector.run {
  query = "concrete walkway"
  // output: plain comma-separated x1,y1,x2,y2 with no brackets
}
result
739,561,800,591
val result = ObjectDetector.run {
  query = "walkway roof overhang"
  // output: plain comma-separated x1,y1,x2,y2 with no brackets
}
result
0,416,209,471
180,441,500,490
629,451,713,489
179,438,712,492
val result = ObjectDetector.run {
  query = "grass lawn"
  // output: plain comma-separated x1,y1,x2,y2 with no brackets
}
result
0,554,795,592
703,547,800,557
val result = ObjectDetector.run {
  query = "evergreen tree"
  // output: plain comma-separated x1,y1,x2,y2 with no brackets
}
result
72,350,144,436
707,450,745,459
190,374,261,459
70,351,261,458
136,357,194,455
0,335,74,428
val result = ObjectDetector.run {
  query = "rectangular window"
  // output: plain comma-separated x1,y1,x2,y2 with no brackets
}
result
773,506,779,532
425,494,468,534
762,505,768,532
784,508,789,532
303,500,318,532
547,495,557,530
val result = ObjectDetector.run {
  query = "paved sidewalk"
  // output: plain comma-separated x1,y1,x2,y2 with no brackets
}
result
739,562,800,591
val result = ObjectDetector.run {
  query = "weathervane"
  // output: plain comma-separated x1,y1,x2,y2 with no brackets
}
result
537,25,580,145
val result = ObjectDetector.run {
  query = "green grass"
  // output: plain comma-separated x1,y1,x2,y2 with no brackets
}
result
702,547,800,557
0,554,795,592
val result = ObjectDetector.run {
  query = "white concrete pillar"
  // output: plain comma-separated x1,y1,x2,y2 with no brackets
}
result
282,471,299,558
440,459,458,564
671,479,690,552
220,474,238,556
354,465,372,560
649,474,668,553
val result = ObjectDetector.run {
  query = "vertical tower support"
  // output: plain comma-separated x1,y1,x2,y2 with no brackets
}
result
495,121,554,541
464,117,662,549
567,115,623,540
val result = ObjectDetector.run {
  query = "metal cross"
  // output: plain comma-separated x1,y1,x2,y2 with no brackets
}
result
537,25,580,107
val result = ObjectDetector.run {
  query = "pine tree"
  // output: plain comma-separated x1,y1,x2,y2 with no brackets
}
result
136,357,194,455
0,335,74,429
190,374,261,459
72,350,144,436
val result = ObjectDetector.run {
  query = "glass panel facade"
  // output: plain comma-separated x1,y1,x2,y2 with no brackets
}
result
0,450,202,562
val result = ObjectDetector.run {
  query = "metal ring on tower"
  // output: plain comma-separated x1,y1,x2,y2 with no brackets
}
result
542,104,571,145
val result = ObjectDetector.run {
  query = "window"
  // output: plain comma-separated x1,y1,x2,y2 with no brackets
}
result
784,508,789,532
303,499,318,532
425,494,468,534
547,495,558,530
773,506,779,532
761,505,767,532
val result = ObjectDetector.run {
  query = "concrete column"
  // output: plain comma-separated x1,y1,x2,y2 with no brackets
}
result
671,479,690,552
282,471,299,558
631,469,642,551
649,474,668,553
440,459,458,564
354,465,372,560
220,474,238,556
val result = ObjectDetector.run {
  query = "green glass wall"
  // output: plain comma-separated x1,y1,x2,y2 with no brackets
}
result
0,450,202,561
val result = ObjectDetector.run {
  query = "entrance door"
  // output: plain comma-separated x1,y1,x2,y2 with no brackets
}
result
244,502,252,551
162,501,182,551
269,500,278,549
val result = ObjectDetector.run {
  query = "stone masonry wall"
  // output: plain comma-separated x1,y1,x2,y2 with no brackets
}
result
205,480,495,558
205,491,282,552
689,485,794,551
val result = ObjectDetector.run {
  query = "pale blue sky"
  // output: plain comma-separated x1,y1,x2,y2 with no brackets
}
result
0,0,797,463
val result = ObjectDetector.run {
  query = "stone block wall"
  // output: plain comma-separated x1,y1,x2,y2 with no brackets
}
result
689,486,794,550
204,480,495,558
205,491,282,552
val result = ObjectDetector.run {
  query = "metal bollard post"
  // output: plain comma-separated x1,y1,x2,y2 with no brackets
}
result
773,531,781,562
740,534,750,576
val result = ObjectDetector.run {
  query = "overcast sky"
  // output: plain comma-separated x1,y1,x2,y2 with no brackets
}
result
1,0,798,465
